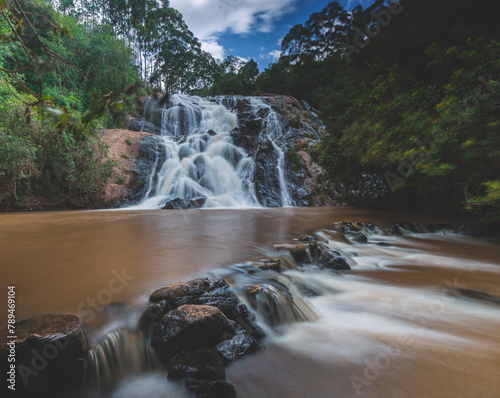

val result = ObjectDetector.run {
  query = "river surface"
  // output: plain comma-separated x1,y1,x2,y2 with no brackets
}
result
1,207,499,397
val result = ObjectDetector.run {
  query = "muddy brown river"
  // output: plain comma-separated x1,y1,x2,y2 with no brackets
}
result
1,207,499,397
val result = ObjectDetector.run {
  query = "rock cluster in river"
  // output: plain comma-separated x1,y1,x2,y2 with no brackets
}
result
140,278,264,398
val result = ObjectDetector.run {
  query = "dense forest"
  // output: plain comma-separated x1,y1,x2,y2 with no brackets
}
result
0,0,499,228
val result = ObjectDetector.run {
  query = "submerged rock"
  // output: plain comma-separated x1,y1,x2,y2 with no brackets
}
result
151,304,234,357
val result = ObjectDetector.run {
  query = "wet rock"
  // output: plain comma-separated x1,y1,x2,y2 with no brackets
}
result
162,197,207,210
254,140,282,207
345,231,368,244
455,289,500,306
119,135,167,204
125,116,162,135
215,331,261,363
249,257,281,273
139,300,169,336
151,305,234,357
167,349,225,381
207,129,217,136
376,242,391,247
388,224,403,236
317,249,351,271
185,378,237,398
149,278,239,320
274,243,309,263
163,198,191,210
189,197,207,209
0,314,88,397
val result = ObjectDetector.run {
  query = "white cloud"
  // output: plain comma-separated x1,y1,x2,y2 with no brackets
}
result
269,50,282,61
201,39,225,60
259,50,282,62
170,0,298,40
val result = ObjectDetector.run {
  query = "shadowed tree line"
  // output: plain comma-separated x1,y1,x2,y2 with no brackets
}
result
254,0,500,229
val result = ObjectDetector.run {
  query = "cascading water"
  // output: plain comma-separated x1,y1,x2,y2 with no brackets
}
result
246,97,295,207
135,95,259,209
132,94,303,209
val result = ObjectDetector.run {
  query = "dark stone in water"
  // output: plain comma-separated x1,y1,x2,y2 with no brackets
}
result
376,242,391,247
151,304,234,357
215,331,261,363
273,243,309,263
163,198,191,210
455,289,500,306
345,231,368,244
149,278,239,320
167,349,226,381
207,129,217,136
185,377,237,398
0,314,88,397
163,197,207,210
190,196,207,209
317,249,351,271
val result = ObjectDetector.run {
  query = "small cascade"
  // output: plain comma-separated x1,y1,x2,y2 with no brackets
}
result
86,330,157,392
240,273,318,327
135,94,259,209
246,97,295,207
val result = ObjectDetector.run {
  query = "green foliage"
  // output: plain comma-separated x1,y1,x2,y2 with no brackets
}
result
262,0,500,216
0,107,115,210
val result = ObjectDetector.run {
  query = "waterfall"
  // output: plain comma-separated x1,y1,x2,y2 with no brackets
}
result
133,94,299,209
135,95,259,209
86,330,157,392
246,97,295,207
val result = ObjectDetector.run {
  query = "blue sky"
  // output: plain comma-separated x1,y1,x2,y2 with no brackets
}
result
169,0,373,70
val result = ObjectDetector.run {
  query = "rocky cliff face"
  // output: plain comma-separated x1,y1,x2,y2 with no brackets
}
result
111,94,333,208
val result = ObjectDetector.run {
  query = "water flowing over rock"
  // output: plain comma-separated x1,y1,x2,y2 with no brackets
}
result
123,94,331,208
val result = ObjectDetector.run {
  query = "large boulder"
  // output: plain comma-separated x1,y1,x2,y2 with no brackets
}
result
0,314,88,397
149,278,239,320
151,305,234,357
